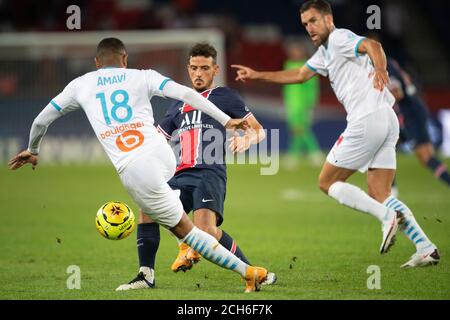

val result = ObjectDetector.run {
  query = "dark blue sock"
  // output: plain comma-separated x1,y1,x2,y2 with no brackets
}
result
219,230,251,265
427,157,450,186
137,223,160,269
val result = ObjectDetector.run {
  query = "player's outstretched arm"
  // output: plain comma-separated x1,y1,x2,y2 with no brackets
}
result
357,38,390,91
231,64,316,84
161,80,248,130
224,118,249,131
9,104,62,170
229,115,265,153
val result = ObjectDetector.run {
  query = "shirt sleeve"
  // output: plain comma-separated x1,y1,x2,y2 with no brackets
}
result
219,88,253,120
157,104,177,140
50,79,82,114
144,69,172,98
27,103,64,154
161,81,231,126
306,50,328,77
330,28,366,59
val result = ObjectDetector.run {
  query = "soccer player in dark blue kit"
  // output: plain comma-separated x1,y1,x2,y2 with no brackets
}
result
116,43,276,290
387,57,450,190
381,57,443,267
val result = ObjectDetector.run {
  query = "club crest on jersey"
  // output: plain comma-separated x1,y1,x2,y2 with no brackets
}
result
97,73,126,86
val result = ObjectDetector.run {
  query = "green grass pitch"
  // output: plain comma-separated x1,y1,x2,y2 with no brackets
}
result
1,155,449,299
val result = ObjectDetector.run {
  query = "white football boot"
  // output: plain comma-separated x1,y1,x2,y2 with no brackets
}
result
380,210,402,254
401,246,440,268
116,269,155,291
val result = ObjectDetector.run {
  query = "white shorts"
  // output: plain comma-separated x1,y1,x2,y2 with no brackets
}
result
119,136,183,229
326,107,399,173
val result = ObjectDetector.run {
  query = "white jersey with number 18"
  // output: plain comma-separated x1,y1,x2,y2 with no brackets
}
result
50,67,171,172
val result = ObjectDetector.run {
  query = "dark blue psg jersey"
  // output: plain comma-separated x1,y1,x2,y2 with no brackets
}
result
157,86,252,178
387,57,427,115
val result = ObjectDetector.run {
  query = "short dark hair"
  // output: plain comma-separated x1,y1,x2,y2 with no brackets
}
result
188,43,217,64
300,0,333,15
96,38,127,57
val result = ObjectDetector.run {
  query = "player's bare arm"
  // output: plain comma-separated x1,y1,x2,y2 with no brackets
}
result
231,64,316,84
357,38,390,91
225,118,249,131
229,115,265,153
9,102,62,171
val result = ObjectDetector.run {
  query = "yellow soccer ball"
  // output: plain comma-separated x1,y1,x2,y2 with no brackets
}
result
95,201,135,240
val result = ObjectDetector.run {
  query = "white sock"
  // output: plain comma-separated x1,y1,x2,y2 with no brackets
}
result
181,226,248,277
328,181,392,222
383,196,434,252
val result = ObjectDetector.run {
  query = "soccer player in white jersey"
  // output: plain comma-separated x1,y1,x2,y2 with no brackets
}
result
232,0,439,268
8,38,270,292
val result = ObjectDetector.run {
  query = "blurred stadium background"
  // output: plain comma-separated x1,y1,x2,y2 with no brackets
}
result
0,0,449,164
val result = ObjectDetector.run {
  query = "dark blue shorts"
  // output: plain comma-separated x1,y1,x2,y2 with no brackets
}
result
168,168,226,226
398,99,431,147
